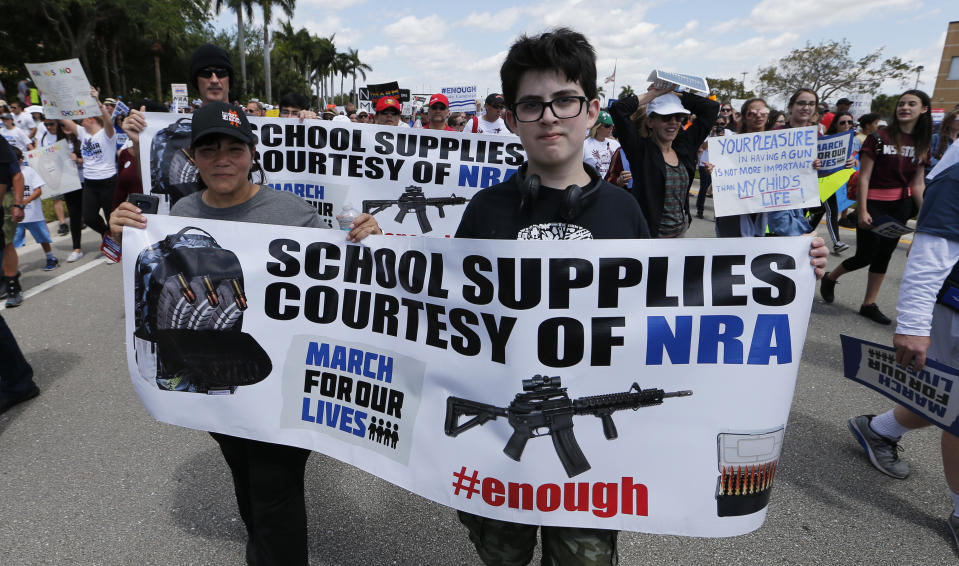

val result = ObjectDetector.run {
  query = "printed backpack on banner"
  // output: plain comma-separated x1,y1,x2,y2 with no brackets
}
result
149,117,199,204
133,226,272,394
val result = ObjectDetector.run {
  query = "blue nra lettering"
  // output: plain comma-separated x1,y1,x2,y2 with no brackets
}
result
646,314,792,365
306,341,394,382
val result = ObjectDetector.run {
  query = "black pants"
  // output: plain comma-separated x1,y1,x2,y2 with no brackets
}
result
64,189,84,249
0,313,34,394
696,165,711,214
840,198,911,275
806,193,841,245
82,175,116,237
211,432,312,566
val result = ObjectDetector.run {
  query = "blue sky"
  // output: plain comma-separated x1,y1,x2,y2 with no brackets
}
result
215,0,951,104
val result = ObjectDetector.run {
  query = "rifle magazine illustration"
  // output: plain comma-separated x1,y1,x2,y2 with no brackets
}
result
445,375,692,478
133,226,271,394
363,185,468,233
715,428,784,517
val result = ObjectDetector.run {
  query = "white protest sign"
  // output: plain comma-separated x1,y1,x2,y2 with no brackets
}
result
22,140,81,198
24,59,101,119
123,215,815,536
845,94,872,120
817,130,855,175
138,114,524,236
171,83,188,112
709,127,820,217
439,85,478,112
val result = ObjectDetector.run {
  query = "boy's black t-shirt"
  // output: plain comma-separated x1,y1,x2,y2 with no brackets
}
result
455,172,651,240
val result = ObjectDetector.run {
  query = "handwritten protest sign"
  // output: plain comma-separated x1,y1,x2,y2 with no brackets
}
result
841,335,959,436
23,140,81,198
24,59,101,119
138,114,524,236
123,216,815,536
817,130,855,176
709,127,820,217
845,94,872,120
440,85,479,112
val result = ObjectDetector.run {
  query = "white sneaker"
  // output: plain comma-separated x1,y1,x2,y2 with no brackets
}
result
67,250,84,263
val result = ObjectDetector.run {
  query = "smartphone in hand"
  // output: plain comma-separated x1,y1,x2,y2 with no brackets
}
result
127,193,160,214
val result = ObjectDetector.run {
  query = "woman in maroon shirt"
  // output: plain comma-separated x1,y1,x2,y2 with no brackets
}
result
820,90,932,324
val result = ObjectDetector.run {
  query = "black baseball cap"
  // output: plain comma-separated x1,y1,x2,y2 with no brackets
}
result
837,98,853,105
190,102,258,147
485,93,505,108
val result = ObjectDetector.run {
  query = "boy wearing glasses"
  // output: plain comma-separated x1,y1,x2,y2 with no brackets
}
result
454,27,649,566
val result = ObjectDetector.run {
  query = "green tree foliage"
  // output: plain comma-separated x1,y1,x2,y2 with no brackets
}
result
706,77,755,101
871,94,899,120
756,39,914,103
619,85,634,98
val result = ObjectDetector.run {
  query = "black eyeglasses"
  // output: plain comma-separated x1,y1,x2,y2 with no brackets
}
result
838,120,854,126
510,96,588,122
197,67,229,79
721,107,733,113
794,100,816,107
279,108,297,116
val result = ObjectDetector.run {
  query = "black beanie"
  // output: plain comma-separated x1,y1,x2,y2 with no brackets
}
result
189,44,234,88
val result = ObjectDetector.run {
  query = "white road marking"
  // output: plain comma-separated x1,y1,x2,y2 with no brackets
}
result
0,257,110,311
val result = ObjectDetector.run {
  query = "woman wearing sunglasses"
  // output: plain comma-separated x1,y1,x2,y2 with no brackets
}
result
719,101,737,131
609,84,718,237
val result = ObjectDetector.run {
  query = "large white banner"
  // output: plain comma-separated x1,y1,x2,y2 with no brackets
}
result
123,215,816,536
138,114,524,236
709,127,820,217
23,140,81,198
24,59,101,119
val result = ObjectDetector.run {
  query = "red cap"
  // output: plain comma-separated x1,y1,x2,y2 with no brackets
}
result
376,97,402,113
428,93,449,108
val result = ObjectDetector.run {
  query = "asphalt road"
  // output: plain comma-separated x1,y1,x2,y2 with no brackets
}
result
1,193,954,566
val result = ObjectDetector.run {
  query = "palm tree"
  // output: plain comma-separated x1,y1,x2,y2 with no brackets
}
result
259,0,296,104
335,51,351,104
596,85,605,105
345,48,372,105
619,85,635,98
214,0,255,96
309,34,335,107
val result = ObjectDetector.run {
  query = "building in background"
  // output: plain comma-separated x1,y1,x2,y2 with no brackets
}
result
932,21,959,110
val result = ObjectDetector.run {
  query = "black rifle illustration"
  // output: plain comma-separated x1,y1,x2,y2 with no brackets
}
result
362,185,468,233
444,375,692,477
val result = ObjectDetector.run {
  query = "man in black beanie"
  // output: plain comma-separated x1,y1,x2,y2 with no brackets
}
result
188,43,234,105
122,43,235,204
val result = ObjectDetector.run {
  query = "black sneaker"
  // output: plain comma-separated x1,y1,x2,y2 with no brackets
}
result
57,223,69,236
820,272,837,303
0,384,40,415
696,211,704,219
859,303,892,325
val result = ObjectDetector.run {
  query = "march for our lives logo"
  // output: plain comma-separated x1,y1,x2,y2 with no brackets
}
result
81,138,103,161
280,335,426,465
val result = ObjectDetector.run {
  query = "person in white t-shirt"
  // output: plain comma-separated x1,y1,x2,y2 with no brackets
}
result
9,101,36,140
36,118,59,148
59,93,117,240
467,93,510,135
1,113,34,152
12,151,59,271
582,110,620,178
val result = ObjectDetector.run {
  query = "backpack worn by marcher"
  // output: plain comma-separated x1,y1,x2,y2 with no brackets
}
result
133,226,272,394
149,117,199,207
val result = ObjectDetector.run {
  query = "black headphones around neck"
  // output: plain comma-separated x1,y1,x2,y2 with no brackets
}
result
516,162,602,222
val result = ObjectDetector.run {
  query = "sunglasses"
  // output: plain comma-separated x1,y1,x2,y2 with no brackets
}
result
654,113,687,123
196,67,229,79
837,120,854,126
721,107,733,113
747,110,769,118
430,103,448,110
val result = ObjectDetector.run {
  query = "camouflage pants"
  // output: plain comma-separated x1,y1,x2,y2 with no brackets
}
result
457,511,618,566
